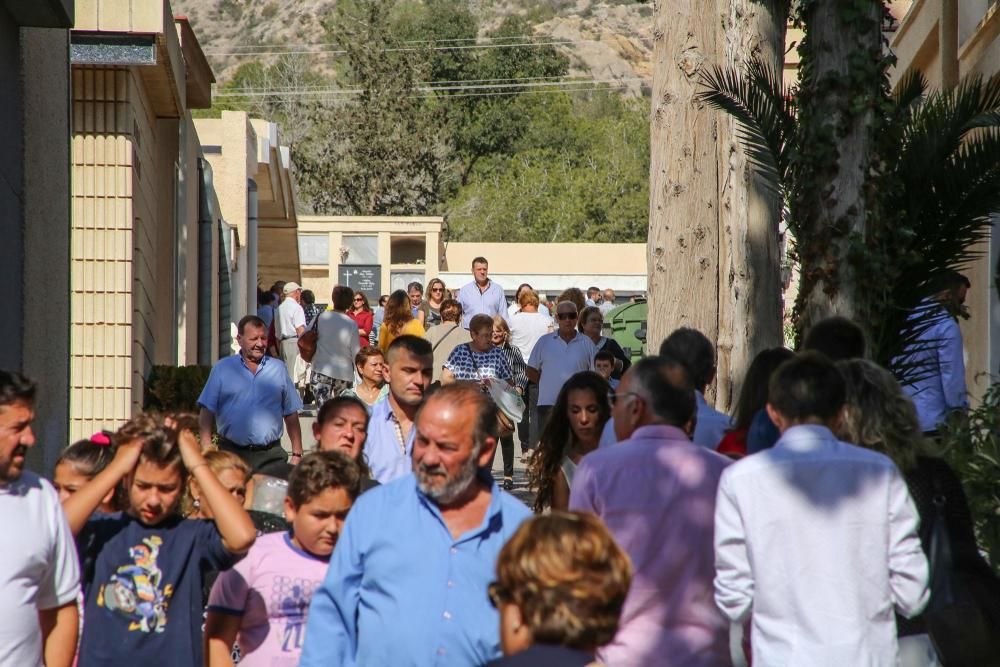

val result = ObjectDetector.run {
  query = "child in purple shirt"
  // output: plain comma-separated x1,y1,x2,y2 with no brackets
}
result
205,451,362,666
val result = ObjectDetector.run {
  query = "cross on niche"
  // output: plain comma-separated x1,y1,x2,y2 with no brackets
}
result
342,268,354,284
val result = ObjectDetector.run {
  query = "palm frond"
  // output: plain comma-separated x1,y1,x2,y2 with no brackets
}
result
697,56,795,196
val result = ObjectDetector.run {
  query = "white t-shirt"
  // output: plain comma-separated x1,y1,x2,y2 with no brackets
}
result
527,331,597,405
277,298,306,339
0,471,81,667
313,311,362,382
509,311,553,362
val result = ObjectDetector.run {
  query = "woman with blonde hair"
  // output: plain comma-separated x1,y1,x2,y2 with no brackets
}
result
184,448,251,518
486,512,632,666
837,359,999,666
377,289,425,353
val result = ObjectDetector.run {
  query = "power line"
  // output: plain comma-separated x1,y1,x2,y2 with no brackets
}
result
221,74,584,94
203,38,609,57
212,33,597,49
212,77,649,99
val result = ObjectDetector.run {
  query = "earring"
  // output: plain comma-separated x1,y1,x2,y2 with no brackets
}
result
192,498,201,510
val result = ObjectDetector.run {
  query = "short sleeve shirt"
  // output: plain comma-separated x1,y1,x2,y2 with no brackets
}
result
77,513,240,667
445,344,513,382
527,332,597,405
197,354,302,446
0,472,80,667
276,299,306,339
208,532,329,666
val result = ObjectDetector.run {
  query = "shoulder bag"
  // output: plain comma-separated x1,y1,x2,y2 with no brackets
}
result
467,344,518,438
924,472,1000,664
298,316,319,363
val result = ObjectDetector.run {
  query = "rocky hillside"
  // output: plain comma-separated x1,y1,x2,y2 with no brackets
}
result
173,0,654,96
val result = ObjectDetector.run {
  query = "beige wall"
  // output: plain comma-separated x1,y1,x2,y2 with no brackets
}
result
69,0,221,438
71,67,137,438
294,216,648,301
892,0,1000,401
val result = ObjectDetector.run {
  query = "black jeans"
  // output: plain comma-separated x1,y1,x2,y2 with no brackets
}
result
218,438,290,479
490,434,515,479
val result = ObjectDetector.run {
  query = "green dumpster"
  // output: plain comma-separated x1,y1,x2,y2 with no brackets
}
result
604,299,647,363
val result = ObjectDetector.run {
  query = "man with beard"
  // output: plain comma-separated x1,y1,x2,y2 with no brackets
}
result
300,382,531,667
0,371,81,667
198,315,304,475
362,335,433,483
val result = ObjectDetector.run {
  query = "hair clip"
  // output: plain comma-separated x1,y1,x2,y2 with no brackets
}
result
90,432,112,446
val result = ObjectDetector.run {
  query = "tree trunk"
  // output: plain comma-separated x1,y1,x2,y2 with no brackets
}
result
647,0,721,358
792,0,883,337
715,0,787,412
648,0,785,407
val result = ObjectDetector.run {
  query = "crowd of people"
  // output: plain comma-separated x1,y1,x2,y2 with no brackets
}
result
2,262,998,667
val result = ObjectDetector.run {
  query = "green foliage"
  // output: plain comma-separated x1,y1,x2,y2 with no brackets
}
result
446,90,649,242
939,383,1000,574
144,365,211,412
202,0,648,240
698,2,1000,376
298,0,453,215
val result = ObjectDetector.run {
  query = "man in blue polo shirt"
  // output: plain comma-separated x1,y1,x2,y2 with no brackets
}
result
456,256,509,329
198,315,304,475
300,382,531,666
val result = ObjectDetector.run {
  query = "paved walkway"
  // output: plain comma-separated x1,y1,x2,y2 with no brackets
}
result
285,410,535,507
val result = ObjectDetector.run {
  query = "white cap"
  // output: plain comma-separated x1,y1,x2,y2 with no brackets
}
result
283,282,302,295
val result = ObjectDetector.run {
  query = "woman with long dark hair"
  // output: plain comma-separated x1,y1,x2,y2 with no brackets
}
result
377,289,425,353
529,371,611,512
348,291,373,348
717,347,794,459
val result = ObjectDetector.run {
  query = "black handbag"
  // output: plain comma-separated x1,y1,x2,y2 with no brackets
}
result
923,477,1000,666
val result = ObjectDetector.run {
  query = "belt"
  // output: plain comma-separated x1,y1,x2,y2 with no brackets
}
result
219,437,280,451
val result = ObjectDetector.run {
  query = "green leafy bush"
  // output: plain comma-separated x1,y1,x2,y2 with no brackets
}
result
939,383,1000,574
144,365,212,412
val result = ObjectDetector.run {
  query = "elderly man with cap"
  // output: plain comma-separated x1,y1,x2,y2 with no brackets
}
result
276,281,307,380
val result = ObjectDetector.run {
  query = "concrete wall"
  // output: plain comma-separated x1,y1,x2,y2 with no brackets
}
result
21,26,73,472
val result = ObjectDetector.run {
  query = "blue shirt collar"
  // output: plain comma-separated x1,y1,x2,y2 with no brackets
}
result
415,470,503,545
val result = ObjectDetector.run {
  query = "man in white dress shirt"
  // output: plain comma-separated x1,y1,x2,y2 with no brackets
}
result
713,352,929,666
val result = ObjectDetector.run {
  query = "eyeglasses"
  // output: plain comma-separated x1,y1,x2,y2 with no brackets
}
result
487,581,508,608
557,312,578,320
353,297,364,302
608,390,643,406
430,287,444,292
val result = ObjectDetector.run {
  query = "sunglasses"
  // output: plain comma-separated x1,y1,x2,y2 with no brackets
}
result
557,312,578,320
353,297,364,301
430,287,444,292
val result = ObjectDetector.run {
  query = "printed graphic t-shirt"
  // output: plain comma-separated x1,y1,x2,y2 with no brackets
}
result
76,512,240,667
208,531,330,666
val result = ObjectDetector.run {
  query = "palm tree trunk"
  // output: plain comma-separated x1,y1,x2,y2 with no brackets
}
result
792,0,883,338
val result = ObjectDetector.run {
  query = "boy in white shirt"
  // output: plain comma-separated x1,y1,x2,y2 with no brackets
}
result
714,352,929,666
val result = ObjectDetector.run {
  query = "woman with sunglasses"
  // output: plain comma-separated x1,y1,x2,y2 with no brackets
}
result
486,512,631,666
348,291,373,348
528,371,610,513
425,278,447,328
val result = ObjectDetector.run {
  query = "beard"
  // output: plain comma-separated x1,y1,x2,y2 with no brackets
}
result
415,450,479,505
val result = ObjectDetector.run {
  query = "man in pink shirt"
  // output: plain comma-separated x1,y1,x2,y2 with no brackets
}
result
569,354,732,666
